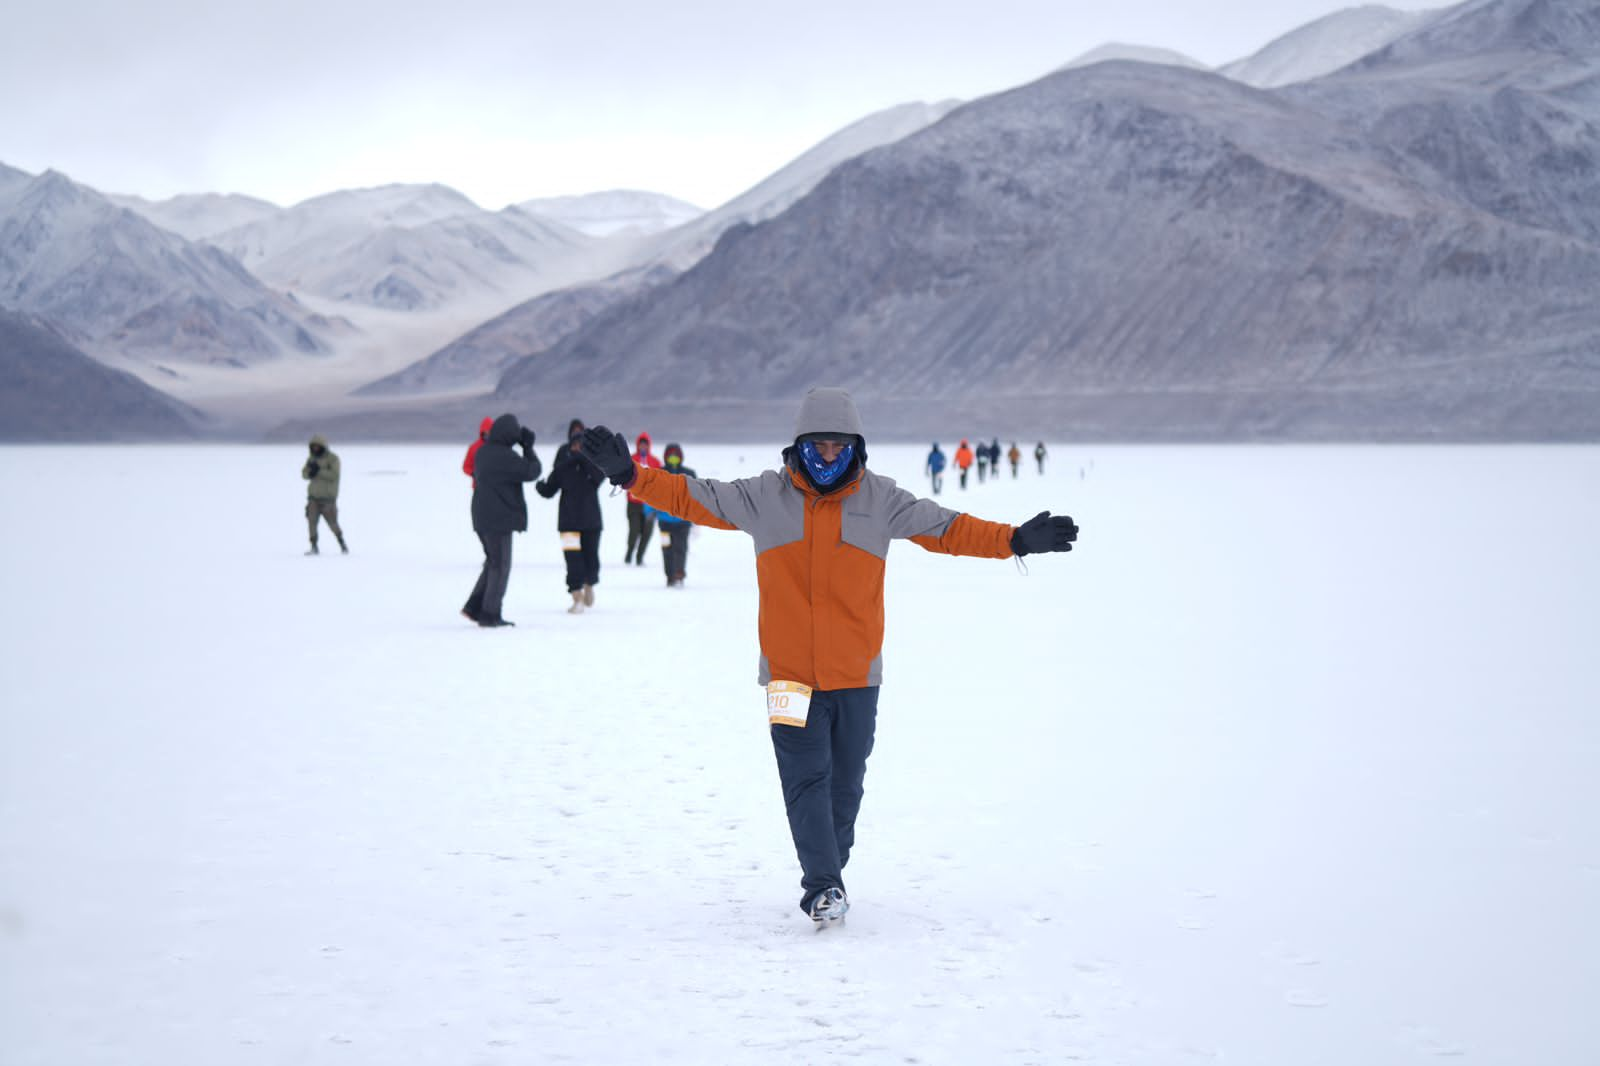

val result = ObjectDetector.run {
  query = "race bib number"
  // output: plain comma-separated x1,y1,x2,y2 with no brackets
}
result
766,680,813,727
659,532,671,547
561,531,581,551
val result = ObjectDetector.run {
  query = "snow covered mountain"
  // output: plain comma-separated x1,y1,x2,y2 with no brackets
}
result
1062,43,1210,72
0,308,198,439
0,167,333,367
206,184,594,311
1221,5,1440,87
110,190,282,241
517,190,703,237
490,0,1600,442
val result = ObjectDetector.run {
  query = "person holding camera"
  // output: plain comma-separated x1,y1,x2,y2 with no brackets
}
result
301,434,347,556
536,422,607,614
462,414,541,627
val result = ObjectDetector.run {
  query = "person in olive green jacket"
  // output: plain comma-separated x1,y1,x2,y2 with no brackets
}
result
302,434,347,555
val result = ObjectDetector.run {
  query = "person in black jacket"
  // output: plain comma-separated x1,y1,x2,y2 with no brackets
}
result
536,423,606,613
656,442,696,587
463,413,541,627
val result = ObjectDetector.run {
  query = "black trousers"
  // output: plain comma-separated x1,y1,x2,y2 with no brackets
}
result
769,686,879,913
464,530,513,620
625,501,655,562
563,528,601,591
660,523,689,581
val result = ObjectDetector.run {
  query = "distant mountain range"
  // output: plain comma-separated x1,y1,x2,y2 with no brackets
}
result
0,167,334,368
5,0,1598,442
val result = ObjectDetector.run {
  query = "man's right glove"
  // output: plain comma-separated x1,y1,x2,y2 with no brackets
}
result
306,461,320,477
1010,511,1078,555
519,425,536,449
578,426,637,487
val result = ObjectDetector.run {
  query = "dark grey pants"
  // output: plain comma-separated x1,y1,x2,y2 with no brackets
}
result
464,531,514,621
306,497,343,544
625,501,655,562
659,523,689,582
769,686,880,914
563,529,601,591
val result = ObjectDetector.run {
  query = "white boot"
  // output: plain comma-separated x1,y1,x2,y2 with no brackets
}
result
567,590,585,614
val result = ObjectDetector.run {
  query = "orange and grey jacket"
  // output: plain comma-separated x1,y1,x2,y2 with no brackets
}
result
625,461,1015,689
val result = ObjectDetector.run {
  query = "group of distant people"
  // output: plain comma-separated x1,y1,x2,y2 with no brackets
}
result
458,415,699,627
924,439,1047,494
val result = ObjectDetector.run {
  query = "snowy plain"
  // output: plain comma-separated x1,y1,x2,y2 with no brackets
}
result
1,441,1596,1066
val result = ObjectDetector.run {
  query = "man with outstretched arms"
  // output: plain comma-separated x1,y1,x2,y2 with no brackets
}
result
580,388,1078,924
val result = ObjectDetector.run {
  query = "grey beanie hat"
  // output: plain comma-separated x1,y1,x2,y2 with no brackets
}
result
792,387,864,441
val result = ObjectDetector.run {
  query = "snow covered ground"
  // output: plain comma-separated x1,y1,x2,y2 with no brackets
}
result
1,441,1596,1065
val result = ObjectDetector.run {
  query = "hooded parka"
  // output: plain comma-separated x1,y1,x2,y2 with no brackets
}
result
303,435,341,499
471,414,542,533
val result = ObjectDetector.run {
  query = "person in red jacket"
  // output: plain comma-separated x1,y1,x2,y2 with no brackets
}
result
954,438,975,490
462,416,493,487
622,432,664,565
578,388,1078,924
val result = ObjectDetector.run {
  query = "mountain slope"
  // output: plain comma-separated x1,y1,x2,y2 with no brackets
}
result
0,309,198,439
628,101,961,272
1289,0,1600,243
494,46,1600,440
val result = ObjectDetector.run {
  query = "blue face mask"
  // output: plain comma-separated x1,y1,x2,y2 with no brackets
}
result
798,440,856,487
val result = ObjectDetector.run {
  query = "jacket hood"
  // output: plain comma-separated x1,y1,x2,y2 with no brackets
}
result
635,432,652,450
309,434,328,448
567,418,585,439
663,443,683,463
478,416,494,437
488,413,522,446
792,387,863,441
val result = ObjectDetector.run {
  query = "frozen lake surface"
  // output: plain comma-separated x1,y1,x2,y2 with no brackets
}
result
2,442,1596,1065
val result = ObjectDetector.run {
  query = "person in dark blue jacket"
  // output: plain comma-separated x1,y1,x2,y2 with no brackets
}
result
925,443,946,495
536,423,606,613
656,442,697,587
463,413,541,627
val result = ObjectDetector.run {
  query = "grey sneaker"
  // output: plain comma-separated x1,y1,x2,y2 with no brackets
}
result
809,887,849,923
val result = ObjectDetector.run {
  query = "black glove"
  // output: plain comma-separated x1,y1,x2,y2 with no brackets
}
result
579,426,636,487
306,461,320,477
519,426,536,449
1010,511,1078,555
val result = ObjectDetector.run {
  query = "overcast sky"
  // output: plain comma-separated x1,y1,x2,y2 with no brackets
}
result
4,0,1446,211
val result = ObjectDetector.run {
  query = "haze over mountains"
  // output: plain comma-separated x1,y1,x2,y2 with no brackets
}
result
4,0,1598,442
